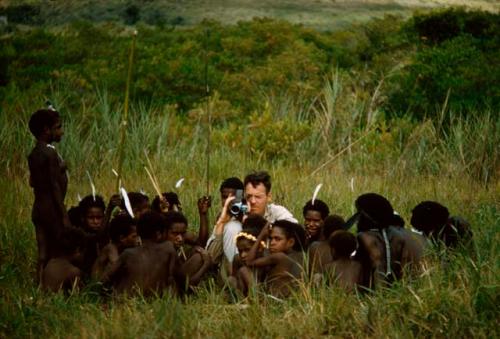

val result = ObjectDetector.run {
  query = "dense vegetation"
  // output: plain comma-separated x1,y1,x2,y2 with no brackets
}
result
0,6,498,338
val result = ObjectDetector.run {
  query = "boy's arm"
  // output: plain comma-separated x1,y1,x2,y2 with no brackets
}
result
47,150,70,228
185,247,212,286
246,222,270,263
92,245,119,281
246,252,285,268
197,196,211,247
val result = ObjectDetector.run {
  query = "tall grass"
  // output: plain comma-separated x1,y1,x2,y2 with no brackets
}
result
0,73,498,337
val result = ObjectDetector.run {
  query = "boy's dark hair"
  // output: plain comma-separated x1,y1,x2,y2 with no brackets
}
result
411,201,449,235
78,195,106,215
59,227,85,255
109,214,137,243
137,211,167,239
68,206,82,228
392,213,405,228
242,213,267,233
272,219,306,251
329,230,357,258
163,211,188,230
122,192,149,210
302,199,330,219
151,192,180,212
244,171,271,193
220,177,244,192
28,109,60,138
323,214,345,239
355,193,394,229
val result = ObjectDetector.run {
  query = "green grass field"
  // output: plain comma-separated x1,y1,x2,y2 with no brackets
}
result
0,3,499,338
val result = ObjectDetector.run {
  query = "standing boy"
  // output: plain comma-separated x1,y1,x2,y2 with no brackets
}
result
28,109,70,282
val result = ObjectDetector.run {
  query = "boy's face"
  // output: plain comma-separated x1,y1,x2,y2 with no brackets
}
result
49,119,64,143
304,210,324,239
236,238,257,266
120,225,138,248
269,227,294,254
220,187,236,207
84,207,105,232
167,222,187,248
245,183,270,216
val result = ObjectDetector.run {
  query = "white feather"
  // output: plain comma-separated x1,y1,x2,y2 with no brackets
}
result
311,183,323,205
175,178,185,189
77,193,82,202
350,177,354,193
86,170,96,201
120,187,135,218
111,168,119,177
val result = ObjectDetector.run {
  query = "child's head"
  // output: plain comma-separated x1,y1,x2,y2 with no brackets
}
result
58,227,85,263
109,214,138,249
164,211,188,249
302,199,330,239
219,177,244,207
411,201,449,236
152,192,182,212
242,213,268,233
269,220,306,253
323,214,346,239
137,211,168,242
355,193,394,231
29,109,63,142
78,195,106,232
235,227,265,266
329,230,357,259
123,192,150,219
68,205,82,228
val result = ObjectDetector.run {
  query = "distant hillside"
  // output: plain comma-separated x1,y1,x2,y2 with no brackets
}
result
1,0,498,30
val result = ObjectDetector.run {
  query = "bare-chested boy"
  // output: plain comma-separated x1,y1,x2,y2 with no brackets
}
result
246,219,306,298
42,227,85,293
229,214,268,295
163,211,212,291
28,109,71,282
309,214,345,274
108,211,176,296
92,214,138,282
153,192,211,248
323,230,363,292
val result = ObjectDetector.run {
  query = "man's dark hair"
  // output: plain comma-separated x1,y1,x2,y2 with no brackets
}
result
220,177,244,192
109,214,137,243
302,199,330,219
323,214,345,238
152,192,181,212
411,201,449,235
78,195,106,215
163,211,188,230
242,213,267,233
28,109,60,138
137,211,167,239
272,219,306,252
122,192,149,210
329,230,357,258
244,171,271,193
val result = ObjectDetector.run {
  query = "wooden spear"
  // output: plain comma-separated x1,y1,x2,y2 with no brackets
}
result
115,30,138,193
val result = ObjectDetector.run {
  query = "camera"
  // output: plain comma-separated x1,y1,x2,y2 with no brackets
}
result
230,189,248,217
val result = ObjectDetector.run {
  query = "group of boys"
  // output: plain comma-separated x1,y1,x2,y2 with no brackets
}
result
28,108,473,297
